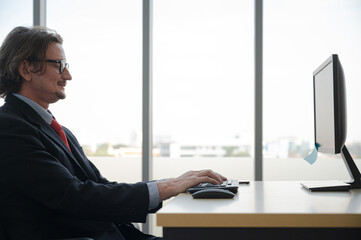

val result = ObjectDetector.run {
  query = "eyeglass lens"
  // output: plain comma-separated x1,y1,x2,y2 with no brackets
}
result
61,61,69,73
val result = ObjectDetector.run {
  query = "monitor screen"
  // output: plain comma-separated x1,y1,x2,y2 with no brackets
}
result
314,62,335,153
313,54,346,154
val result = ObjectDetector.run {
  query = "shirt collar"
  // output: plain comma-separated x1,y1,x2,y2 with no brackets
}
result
12,93,53,125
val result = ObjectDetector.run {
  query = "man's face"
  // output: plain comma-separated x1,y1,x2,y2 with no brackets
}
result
24,42,72,109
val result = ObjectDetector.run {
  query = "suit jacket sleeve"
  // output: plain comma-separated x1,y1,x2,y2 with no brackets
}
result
0,115,152,223
64,126,163,213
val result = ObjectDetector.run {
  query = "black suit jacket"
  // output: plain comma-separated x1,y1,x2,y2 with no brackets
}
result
0,94,161,240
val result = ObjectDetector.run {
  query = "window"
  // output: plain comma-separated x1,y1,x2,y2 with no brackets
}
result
153,0,254,182
264,0,361,180
47,0,142,183
0,0,33,107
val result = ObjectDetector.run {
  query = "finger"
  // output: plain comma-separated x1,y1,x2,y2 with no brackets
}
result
198,176,220,186
211,171,225,184
211,171,227,182
199,170,224,184
220,174,227,181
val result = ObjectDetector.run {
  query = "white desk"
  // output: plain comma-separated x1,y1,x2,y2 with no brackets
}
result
157,181,361,240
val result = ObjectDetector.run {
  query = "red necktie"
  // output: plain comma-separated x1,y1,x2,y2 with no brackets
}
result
50,118,71,152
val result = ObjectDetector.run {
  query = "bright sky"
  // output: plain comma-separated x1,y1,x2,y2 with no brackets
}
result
1,0,361,147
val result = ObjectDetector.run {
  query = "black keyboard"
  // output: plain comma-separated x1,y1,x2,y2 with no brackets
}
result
187,179,239,194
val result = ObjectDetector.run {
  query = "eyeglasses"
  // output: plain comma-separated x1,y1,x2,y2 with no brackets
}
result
45,59,69,74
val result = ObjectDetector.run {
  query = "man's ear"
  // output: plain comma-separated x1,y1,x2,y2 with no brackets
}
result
18,60,32,81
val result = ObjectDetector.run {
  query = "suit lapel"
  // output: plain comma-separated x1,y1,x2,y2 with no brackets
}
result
5,94,92,180
65,133,98,181
40,123,72,154
39,123,93,179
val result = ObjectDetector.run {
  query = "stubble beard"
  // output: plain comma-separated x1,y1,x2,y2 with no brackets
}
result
56,91,66,100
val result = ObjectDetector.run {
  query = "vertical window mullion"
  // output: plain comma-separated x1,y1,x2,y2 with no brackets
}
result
255,0,263,180
33,0,46,26
142,0,153,234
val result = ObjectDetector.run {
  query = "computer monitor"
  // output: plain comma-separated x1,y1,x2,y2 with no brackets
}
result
314,54,346,154
301,54,361,191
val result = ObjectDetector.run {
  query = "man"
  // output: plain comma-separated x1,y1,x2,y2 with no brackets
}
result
0,26,226,240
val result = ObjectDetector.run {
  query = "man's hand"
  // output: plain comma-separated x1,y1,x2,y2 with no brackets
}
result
156,169,227,201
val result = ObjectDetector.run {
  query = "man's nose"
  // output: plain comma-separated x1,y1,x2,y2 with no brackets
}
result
62,68,72,80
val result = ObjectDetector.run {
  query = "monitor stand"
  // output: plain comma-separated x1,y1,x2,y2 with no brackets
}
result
301,145,361,191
